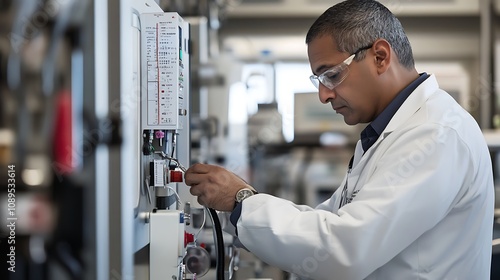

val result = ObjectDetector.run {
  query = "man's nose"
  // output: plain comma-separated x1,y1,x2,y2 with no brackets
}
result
318,84,337,104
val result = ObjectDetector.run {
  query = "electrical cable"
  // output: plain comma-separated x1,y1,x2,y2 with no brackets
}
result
170,131,176,166
153,151,187,173
194,207,207,243
207,207,225,280
165,185,183,207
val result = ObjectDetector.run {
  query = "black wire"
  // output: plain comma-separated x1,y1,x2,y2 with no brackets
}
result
170,130,176,158
169,130,175,168
208,207,225,280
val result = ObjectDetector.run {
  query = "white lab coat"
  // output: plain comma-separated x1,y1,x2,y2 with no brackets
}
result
221,74,495,280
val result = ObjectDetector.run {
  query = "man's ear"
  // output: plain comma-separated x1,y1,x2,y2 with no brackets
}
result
372,39,391,74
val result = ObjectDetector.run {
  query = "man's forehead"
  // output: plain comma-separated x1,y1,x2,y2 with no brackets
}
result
308,36,343,74
308,34,338,48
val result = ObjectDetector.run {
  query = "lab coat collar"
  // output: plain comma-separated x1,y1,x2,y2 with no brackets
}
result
350,74,439,170
381,74,439,138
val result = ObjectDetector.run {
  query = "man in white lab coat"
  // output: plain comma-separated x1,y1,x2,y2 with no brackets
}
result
184,0,495,279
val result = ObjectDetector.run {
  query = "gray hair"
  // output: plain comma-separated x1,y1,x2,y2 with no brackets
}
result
306,0,415,69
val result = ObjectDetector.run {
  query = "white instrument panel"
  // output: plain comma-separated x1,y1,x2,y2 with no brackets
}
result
141,12,188,130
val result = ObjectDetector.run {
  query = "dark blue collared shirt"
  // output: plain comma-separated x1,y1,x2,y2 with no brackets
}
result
231,73,430,233
361,72,429,152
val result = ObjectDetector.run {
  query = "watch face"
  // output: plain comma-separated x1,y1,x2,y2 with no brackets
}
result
236,189,255,202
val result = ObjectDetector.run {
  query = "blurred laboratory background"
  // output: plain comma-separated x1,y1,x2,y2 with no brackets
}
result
0,0,499,279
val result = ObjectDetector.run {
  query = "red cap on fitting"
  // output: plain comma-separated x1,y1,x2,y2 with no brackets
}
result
184,232,194,247
170,170,183,182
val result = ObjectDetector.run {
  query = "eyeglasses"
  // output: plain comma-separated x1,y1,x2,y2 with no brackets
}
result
309,45,372,90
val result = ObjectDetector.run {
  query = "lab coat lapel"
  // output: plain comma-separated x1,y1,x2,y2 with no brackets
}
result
346,75,440,195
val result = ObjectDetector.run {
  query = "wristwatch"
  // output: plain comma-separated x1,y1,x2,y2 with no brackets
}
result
235,188,258,203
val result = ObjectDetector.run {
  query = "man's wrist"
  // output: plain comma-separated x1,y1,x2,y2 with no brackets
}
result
235,188,258,204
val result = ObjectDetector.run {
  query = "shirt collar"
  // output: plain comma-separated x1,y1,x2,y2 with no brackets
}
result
361,72,430,152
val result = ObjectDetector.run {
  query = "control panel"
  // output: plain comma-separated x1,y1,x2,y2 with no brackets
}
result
141,12,188,130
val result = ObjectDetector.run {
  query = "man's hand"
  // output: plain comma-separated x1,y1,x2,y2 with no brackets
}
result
184,163,254,212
